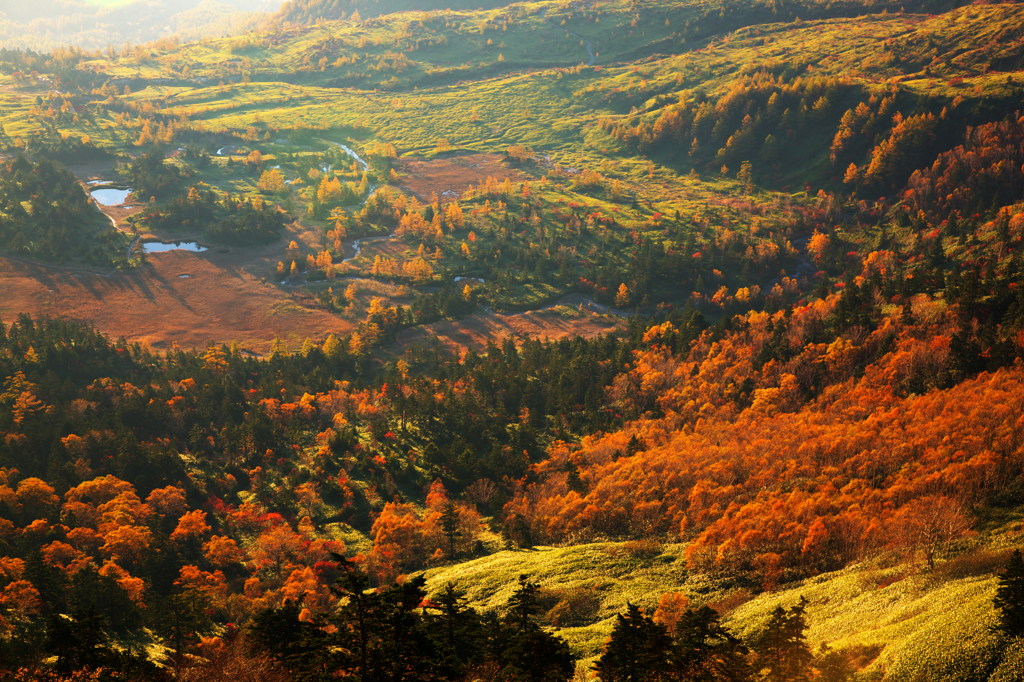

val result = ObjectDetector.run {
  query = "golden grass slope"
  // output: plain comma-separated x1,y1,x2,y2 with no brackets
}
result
420,537,1023,679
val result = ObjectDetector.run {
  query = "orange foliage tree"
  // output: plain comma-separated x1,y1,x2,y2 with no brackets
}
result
503,316,1024,581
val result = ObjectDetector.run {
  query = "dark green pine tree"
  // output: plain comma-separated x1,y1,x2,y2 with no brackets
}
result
45,612,79,674
500,622,576,682
592,602,672,682
330,554,377,680
814,643,853,682
71,607,109,670
497,574,575,682
156,585,214,663
440,500,463,559
671,605,751,681
754,598,813,682
507,574,541,630
501,525,516,550
252,556,445,681
374,575,441,682
428,581,483,672
249,599,331,680
994,548,1024,637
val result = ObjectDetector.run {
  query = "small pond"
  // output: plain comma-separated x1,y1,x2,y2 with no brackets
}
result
142,241,208,253
92,188,132,205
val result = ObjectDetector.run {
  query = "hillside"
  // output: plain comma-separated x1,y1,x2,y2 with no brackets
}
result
0,0,1023,678
419,536,1024,680
272,0,520,26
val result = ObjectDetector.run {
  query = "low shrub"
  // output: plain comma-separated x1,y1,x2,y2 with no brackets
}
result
539,587,602,627
707,588,753,615
621,539,663,559
932,548,1013,581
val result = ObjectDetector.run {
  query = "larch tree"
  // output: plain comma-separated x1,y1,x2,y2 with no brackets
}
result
258,168,285,192
616,283,631,308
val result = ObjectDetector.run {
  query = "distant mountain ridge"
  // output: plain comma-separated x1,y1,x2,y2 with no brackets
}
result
0,0,284,51
272,0,514,26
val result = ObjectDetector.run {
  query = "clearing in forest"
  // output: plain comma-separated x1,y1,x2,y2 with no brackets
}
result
398,153,530,201
392,305,622,356
0,250,355,354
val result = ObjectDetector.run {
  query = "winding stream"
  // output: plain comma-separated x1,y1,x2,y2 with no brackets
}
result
340,233,395,263
541,8,596,65
567,31,596,65
327,141,370,171
320,139,388,263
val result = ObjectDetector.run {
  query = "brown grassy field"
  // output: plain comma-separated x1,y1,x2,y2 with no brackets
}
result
0,249,354,354
398,153,528,201
391,306,623,356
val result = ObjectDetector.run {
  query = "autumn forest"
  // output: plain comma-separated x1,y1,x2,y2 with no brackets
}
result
2,0,1024,679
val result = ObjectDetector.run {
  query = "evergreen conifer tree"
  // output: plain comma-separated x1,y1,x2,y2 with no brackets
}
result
593,602,672,682
507,574,540,630
440,500,462,559
754,597,813,682
671,605,751,681
994,549,1024,637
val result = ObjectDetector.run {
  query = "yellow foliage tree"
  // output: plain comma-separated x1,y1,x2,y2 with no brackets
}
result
807,229,831,263
323,334,342,358
317,175,344,203
349,332,365,356
445,202,465,229
615,283,630,307
258,168,285,192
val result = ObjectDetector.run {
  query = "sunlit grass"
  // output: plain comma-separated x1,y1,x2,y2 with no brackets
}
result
418,539,1016,675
